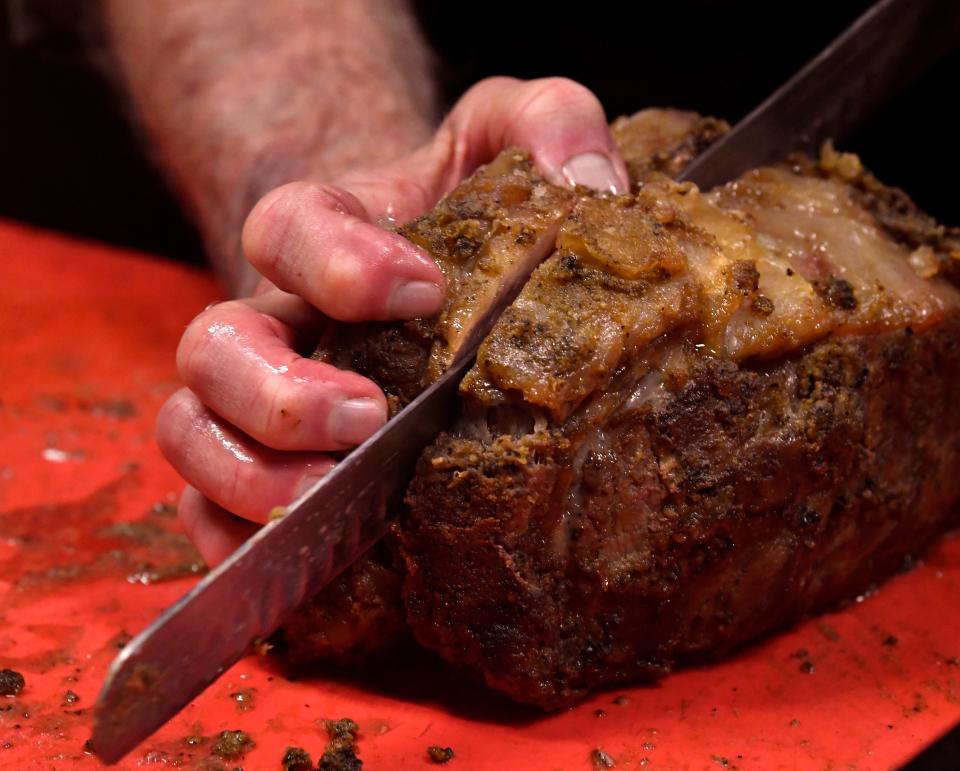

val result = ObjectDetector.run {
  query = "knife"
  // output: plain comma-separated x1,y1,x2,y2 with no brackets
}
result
92,0,960,761
679,0,960,188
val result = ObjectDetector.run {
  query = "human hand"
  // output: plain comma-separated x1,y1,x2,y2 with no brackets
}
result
156,76,629,566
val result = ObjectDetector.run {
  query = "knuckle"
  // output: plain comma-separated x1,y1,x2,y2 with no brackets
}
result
526,77,599,114
362,173,435,222
155,390,200,461
242,182,310,272
154,397,180,452
468,75,522,100
176,486,201,532
251,375,305,448
303,183,367,219
317,252,378,322
448,77,521,132
176,301,242,383
242,182,372,291
387,176,436,216
228,456,256,504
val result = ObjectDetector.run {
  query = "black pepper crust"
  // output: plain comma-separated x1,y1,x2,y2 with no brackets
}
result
399,320,960,708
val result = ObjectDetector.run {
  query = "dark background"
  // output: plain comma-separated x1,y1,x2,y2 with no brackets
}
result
0,1,957,269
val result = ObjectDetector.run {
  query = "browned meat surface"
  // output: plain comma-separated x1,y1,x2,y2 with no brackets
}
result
610,108,729,181
282,109,960,708
403,322,960,707
314,151,574,407
282,542,407,664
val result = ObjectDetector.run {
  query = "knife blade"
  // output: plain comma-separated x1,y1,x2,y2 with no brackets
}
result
91,349,476,764
679,0,960,189
92,0,960,762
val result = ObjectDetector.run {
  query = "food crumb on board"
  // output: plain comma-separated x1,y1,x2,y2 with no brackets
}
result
230,688,256,712
0,669,25,697
281,745,313,771
319,718,362,771
591,748,616,768
817,623,841,642
427,745,455,764
211,730,255,759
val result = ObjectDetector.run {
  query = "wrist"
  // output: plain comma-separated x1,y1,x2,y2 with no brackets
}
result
103,0,439,295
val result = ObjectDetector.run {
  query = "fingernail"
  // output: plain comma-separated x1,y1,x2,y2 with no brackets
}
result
389,280,443,319
562,152,623,194
329,398,387,446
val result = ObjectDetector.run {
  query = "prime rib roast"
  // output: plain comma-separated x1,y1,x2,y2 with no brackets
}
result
279,109,960,709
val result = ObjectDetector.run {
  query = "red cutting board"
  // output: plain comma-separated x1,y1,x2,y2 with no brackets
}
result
1,219,958,770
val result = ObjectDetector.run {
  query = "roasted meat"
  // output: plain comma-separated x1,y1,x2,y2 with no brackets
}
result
285,146,576,662
281,109,960,708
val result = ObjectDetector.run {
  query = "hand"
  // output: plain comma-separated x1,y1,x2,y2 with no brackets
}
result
156,76,629,566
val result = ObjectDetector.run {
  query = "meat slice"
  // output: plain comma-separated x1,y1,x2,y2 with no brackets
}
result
283,110,960,708
461,193,698,420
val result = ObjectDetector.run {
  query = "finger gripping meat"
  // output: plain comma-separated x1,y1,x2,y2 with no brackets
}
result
282,109,960,709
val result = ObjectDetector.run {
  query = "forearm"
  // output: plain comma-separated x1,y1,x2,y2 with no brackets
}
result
101,0,437,295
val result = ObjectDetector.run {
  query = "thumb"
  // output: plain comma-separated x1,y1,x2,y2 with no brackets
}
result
442,76,629,193
340,76,628,223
